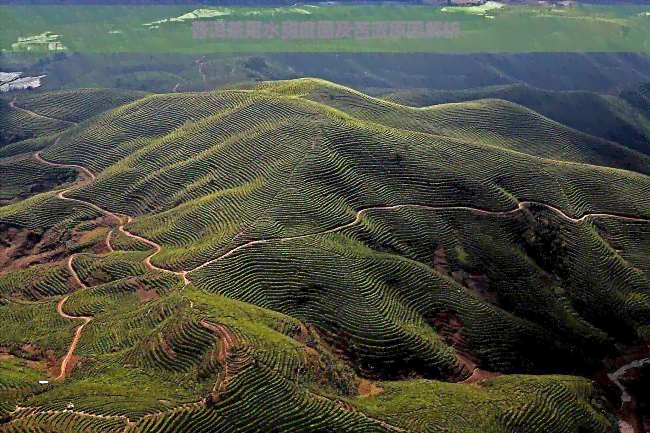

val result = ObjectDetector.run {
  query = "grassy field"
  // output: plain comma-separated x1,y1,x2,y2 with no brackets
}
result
2,78,650,431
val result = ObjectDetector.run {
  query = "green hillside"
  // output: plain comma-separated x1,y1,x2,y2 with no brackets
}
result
378,83,650,154
1,80,650,432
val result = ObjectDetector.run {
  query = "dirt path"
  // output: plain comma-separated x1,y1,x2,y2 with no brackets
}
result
195,56,208,85
32,151,190,379
608,358,650,433
459,352,501,384
33,146,650,416
116,219,190,286
189,201,650,274
56,256,91,380
34,152,189,286
200,321,245,399
34,151,95,182
10,98,78,126
8,406,134,430
105,229,114,252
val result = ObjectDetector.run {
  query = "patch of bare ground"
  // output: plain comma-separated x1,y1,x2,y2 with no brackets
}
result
0,217,114,277
425,309,501,384
83,268,110,287
291,322,359,396
451,270,498,305
54,353,81,379
357,379,384,397
433,246,498,305
21,344,39,356
6,345,70,378
307,323,385,382
131,277,160,302
0,351,13,360
71,225,110,253
158,333,176,358
137,286,159,302
41,348,68,378
432,245,451,276
595,343,650,433
200,321,254,404
25,359,48,372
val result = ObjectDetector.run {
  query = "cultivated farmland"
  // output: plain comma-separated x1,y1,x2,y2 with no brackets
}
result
1,79,650,432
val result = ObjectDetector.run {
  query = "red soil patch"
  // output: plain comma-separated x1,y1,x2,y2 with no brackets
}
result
433,246,451,276
26,359,47,372
200,320,252,402
428,311,466,350
0,226,43,272
53,353,80,378
21,344,39,356
599,344,650,433
74,226,107,246
426,310,501,383
309,324,370,374
466,274,498,304
293,322,311,345
137,286,159,303
85,268,110,286
0,353,13,360
44,348,61,377
16,347,75,378
459,353,501,386
304,346,319,359
434,247,497,304
158,333,176,358
201,321,240,363
0,217,114,279
451,271,497,304
357,379,384,397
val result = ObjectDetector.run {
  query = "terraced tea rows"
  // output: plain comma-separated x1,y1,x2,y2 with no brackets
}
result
2,79,650,432
14,89,150,125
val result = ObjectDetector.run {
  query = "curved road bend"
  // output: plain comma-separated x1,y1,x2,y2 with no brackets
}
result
56,256,92,380
189,201,650,273
9,98,78,126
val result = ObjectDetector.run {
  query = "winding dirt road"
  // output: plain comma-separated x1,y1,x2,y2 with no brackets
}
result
10,98,78,126
105,229,114,253
34,152,189,286
56,256,91,380
608,358,650,433
33,151,189,379
196,56,208,85
9,406,134,430
189,201,650,274
31,140,650,427
116,217,190,286
34,151,95,182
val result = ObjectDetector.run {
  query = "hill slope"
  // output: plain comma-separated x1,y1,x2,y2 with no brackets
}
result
1,80,650,432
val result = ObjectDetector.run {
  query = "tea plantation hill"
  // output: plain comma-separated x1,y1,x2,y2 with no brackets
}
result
1,79,650,432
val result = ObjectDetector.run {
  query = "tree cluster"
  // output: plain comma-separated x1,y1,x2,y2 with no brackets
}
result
0,130,34,147
522,213,570,279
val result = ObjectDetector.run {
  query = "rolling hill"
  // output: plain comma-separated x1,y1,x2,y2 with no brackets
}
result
1,79,650,432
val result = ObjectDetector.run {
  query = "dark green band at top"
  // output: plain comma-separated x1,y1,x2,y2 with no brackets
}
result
1,4,649,52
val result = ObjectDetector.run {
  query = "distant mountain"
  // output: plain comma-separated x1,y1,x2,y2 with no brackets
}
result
3,52,650,95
